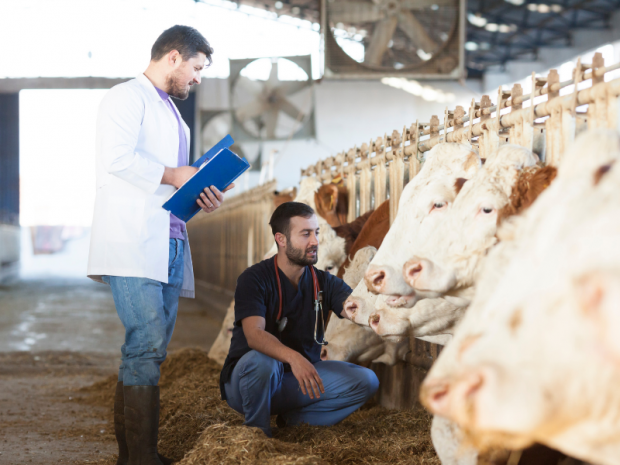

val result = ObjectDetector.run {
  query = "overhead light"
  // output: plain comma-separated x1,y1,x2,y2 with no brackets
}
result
467,13,488,27
479,42,491,50
431,4,439,9
274,1,283,9
537,4,550,12
465,41,479,51
291,6,300,14
505,0,525,4
527,3,538,10
485,23,499,32
498,24,517,33
551,4,562,11
381,77,456,103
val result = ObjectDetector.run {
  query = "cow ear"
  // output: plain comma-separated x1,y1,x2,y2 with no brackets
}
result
462,151,481,175
315,183,339,214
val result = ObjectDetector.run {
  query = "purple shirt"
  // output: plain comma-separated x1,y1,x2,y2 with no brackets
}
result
154,86,188,240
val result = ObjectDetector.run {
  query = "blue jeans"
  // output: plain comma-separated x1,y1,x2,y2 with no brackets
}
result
224,350,379,437
103,239,184,386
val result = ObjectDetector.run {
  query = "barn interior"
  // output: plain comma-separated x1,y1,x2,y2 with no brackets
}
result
2,0,620,464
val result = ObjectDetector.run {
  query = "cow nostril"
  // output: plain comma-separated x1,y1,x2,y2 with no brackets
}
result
320,348,328,360
403,259,423,285
345,301,358,316
370,314,380,326
372,270,386,288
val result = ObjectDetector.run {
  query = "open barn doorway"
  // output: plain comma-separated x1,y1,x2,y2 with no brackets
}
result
19,89,107,278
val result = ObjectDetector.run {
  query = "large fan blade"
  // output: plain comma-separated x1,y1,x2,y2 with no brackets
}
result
329,1,384,23
267,60,279,88
278,98,305,121
364,16,398,66
401,0,456,8
236,76,264,98
279,80,311,97
397,10,438,54
264,107,279,140
236,98,269,123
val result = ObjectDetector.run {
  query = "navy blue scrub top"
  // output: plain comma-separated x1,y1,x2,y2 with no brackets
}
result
219,256,352,400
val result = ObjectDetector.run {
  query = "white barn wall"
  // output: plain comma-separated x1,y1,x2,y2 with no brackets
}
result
198,78,482,192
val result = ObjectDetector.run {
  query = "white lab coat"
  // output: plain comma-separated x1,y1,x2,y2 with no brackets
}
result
87,73,195,298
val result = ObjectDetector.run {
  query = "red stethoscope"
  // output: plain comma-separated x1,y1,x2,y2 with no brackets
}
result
273,255,328,346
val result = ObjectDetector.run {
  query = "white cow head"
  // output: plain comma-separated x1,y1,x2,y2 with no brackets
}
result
321,246,389,364
363,143,481,308
369,297,464,339
402,145,539,304
420,133,620,464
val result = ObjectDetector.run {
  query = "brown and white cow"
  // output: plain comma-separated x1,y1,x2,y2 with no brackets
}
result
365,146,549,341
362,143,481,308
420,130,620,465
401,145,540,304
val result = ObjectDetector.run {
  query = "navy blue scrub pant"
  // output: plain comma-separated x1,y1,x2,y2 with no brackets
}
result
224,350,380,437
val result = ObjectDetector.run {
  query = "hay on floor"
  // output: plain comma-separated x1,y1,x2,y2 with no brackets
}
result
79,348,440,464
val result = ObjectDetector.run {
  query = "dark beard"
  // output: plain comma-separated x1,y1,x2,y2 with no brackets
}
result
285,242,318,267
165,71,190,100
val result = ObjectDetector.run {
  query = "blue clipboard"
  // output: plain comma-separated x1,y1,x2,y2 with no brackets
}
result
163,136,251,222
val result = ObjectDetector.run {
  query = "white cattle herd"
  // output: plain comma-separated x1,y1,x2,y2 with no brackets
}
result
210,129,620,465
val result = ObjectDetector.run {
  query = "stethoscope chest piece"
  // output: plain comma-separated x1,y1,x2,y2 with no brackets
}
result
277,316,288,333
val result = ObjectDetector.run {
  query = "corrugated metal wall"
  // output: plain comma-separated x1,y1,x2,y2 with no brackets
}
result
0,93,19,225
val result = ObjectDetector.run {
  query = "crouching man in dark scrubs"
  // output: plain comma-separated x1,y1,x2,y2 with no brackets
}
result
220,202,379,437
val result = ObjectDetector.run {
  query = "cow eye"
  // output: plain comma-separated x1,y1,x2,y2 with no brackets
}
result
326,265,335,273
481,207,494,214
432,202,446,210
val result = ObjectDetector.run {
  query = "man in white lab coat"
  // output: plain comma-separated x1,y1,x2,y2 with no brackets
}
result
87,25,232,465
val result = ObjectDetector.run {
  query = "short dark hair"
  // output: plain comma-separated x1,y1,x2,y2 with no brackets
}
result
269,202,315,240
151,25,213,65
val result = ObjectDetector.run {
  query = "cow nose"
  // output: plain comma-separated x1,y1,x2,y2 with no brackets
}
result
320,347,328,360
343,298,359,319
365,265,389,294
420,378,453,417
403,257,425,288
369,313,380,330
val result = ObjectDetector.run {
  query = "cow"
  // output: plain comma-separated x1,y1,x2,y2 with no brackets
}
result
366,146,551,340
401,145,541,304
419,129,620,465
320,246,397,364
336,200,390,279
320,203,410,366
344,143,481,330
362,143,481,308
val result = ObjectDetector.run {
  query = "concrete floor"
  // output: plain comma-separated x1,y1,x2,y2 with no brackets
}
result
0,277,222,354
0,275,224,464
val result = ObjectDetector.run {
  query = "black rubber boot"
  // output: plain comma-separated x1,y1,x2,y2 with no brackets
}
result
122,385,173,465
114,382,130,465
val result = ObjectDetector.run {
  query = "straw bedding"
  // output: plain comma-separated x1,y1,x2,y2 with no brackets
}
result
80,348,440,464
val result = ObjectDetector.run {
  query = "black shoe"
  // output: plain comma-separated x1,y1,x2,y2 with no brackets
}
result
122,385,173,465
276,414,288,429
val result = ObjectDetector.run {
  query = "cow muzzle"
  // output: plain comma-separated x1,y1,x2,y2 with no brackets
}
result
403,257,457,297
365,264,417,297
344,296,371,326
